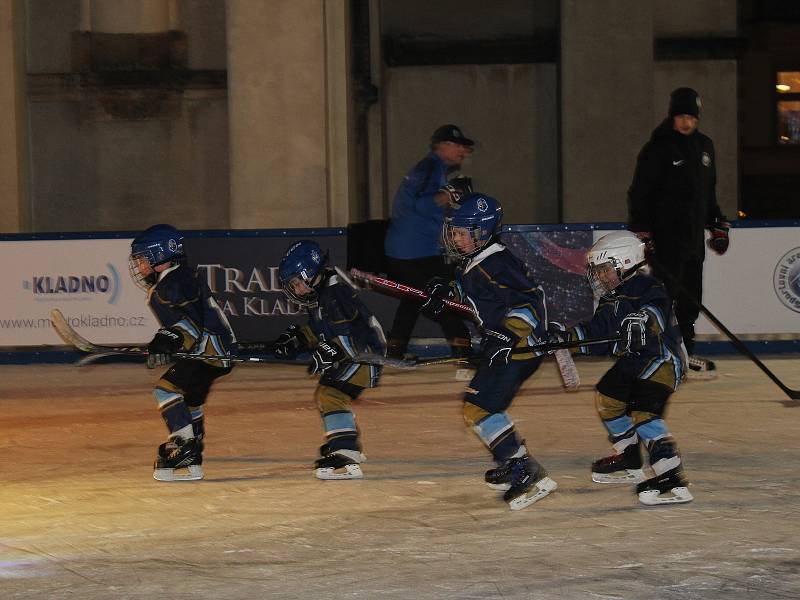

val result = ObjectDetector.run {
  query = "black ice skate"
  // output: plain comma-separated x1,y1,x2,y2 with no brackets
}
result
501,456,557,511
636,466,693,505
153,437,203,482
484,462,513,491
591,444,645,484
686,355,717,380
314,446,365,480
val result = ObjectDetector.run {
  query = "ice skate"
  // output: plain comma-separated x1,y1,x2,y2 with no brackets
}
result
591,444,645,484
686,355,717,380
314,448,365,480
153,437,203,482
484,461,512,491
501,456,557,511
636,467,693,505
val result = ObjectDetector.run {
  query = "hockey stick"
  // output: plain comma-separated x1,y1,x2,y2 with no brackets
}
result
354,334,623,370
650,259,800,400
50,309,288,366
50,309,275,355
349,268,581,389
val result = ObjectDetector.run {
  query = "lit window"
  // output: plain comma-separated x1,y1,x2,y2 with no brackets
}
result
776,72,800,145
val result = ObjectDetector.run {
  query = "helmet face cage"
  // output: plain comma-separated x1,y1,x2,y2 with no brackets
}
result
128,253,158,291
281,271,321,307
587,259,624,297
443,194,502,258
443,222,487,258
278,241,326,307
128,225,184,291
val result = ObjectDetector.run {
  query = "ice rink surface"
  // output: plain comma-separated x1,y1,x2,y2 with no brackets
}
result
1,356,799,600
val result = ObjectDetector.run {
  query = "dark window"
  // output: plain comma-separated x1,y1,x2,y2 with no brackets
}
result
776,71,800,144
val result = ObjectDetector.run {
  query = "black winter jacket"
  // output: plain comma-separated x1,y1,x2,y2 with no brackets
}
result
627,119,724,261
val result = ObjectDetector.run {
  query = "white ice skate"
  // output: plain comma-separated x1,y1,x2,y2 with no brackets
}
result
500,456,558,511
153,438,204,482
507,475,558,511
314,449,366,480
591,446,645,484
636,467,693,505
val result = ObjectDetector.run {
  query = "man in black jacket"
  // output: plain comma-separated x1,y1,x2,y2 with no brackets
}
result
628,87,730,378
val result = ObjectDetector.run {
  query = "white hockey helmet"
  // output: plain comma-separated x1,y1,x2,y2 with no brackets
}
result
586,231,646,297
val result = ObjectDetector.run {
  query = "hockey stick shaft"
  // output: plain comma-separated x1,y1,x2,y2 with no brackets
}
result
354,335,623,369
651,258,800,400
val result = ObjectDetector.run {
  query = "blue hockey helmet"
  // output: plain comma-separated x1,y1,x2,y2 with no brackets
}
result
278,240,328,306
129,224,185,290
442,192,503,258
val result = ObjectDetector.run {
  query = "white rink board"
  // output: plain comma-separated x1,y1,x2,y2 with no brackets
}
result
697,227,800,334
0,239,157,345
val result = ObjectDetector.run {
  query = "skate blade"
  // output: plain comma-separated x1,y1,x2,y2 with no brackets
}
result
315,464,364,480
638,486,693,505
592,468,645,484
686,370,717,381
455,368,475,381
508,477,557,511
153,464,204,482
486,482,511,491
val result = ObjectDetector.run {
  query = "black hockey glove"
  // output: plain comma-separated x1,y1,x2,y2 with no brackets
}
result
707,219,730,256
620,312,648,354
147,327,184,369
420,277,455,319
308,340,348,376
273,324,307,359
546,321,573,347
438,175,473,207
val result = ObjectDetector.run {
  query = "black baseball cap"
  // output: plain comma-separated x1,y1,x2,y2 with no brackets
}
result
431,124,475,147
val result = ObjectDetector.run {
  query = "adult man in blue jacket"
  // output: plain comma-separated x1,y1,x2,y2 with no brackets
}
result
383,124,474,359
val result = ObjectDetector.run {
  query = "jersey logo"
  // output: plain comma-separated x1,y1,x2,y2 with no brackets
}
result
672,160,684,166
701,152,711,167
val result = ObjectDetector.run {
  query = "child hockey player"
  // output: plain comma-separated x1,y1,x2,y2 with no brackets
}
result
425,192,557,510
274,240,386,480
558,230,692,505
129,224,236,481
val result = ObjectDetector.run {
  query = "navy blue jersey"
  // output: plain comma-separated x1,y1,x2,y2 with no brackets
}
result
571,273,686,382
305,269,386,384
148,262,236,359
456,243,548,354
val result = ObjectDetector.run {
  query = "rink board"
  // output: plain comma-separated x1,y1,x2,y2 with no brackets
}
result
1,221,799,348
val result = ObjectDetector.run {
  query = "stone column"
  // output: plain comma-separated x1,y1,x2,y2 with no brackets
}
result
227,0,353,229
560,0,654,222
0,0,29,233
